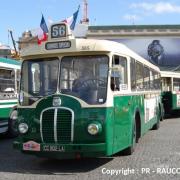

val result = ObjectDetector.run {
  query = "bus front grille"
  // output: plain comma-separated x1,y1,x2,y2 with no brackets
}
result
41,109,54,143
40,108,73,144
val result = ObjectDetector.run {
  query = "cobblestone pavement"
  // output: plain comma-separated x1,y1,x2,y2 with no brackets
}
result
0,117,180,180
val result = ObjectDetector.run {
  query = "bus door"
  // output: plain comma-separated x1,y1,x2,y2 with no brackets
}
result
111,55,130,153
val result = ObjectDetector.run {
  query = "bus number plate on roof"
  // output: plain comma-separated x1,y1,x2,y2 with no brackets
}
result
45,41,71,50
51,24,66,38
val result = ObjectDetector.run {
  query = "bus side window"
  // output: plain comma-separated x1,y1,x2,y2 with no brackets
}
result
150,70,160,90
136,62,144,91
0,68,15,95
154,71,160,90
111,55,127,91
130,58,136,91
173,78,180,91
144,66,150,90
150,70,154,90
111,76,119,91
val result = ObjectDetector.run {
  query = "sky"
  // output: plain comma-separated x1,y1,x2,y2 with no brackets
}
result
1,0,180,48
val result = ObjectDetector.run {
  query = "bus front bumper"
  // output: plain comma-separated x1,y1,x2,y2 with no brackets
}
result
13,140,106,159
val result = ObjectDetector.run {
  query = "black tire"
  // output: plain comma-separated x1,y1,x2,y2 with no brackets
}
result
159,104,164,121
160,116,164,121
122,121,136,155
160,115,164,121
151,119,160,130
152,105,161,130
7,110,19,138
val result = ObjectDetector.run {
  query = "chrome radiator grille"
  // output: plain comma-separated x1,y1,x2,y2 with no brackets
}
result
40,107,74,143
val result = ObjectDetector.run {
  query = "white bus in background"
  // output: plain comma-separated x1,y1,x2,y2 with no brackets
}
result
161,70,180,115
0,57,21,137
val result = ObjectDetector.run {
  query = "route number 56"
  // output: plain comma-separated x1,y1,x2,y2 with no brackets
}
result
51,24,66,38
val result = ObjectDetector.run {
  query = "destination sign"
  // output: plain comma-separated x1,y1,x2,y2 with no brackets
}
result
45,41,71,50
51,24,66,38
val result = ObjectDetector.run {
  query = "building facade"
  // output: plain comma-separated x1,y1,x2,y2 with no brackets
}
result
86,25,180,70
18,24,180,69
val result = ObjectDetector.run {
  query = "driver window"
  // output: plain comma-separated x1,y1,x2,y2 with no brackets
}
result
111,55,127,91
31,63,40,93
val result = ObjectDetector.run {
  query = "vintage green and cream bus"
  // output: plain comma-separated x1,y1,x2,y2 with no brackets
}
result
161,70,180,115
0,57,21,137
14,23,162,158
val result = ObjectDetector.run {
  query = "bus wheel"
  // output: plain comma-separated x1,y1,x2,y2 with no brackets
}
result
151,120,160,130
152,106,161,130
122,120,136,155
7,110,19,138
159,104,164,121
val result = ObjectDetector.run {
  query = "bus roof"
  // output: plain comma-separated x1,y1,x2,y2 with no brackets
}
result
21,38,159,72
160,70,180,78
0,57,21,69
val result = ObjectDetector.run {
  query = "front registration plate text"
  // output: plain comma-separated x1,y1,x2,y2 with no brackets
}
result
43,145,65,152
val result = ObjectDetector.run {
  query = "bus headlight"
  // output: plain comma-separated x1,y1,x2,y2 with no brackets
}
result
18,123,28,134
87,122,102,135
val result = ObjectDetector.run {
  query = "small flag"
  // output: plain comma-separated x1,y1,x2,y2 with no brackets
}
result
70,6,80,30
48,17,54,25
37,14,48,45
62,6,80,30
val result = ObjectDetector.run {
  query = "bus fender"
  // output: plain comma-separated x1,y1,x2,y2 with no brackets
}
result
121,108,141,155
7,106,19,138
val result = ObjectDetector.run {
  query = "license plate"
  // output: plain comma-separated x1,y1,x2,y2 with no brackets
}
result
23,141,40,151
42,145,65,152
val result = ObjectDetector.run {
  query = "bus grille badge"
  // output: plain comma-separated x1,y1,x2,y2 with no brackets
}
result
53,97,61,106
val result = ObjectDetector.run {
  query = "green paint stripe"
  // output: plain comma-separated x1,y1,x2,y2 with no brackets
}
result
0,57,21,66
0,102,17,105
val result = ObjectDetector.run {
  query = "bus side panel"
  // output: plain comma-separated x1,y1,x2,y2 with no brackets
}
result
172,93,180,110
0,108,11,119
112,95,143,154
141,95,160,135
0,105,15,133
105,107,115,156
0,101,17,119
112,93,160,155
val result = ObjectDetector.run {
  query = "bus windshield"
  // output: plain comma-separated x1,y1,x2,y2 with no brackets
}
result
20,58,59,106
20,56,109,106
60,55,109,104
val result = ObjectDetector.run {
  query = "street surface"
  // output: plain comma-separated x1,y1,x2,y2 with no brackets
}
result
0,117,180,180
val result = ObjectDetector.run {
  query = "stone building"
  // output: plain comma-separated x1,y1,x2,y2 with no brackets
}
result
18,30,37,50
86,25,180,69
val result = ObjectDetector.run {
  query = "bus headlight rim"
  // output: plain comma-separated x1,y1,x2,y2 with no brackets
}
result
87,123,102,135
18,123,28,134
